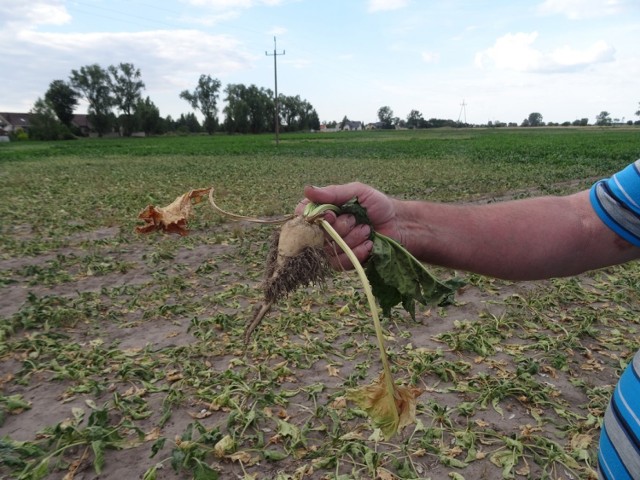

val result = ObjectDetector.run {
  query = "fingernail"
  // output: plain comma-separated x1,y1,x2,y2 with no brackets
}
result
359,224,371,237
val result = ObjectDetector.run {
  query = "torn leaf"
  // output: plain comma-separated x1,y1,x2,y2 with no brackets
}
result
346,372,422,440
136,187,211,236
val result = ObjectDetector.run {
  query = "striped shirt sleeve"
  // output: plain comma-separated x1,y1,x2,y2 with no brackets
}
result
598,350,640,480
592,161,640,479
590,160,640,246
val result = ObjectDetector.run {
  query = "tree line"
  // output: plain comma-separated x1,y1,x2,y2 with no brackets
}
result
368,106,640,130
27,63,320,140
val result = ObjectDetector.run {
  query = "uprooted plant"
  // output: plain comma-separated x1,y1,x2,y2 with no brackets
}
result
136,187,462,439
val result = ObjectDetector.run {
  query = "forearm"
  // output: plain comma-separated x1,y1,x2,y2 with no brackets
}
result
393,190,640,280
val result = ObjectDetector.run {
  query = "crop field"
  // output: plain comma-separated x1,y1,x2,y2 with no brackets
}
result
1,127,640,480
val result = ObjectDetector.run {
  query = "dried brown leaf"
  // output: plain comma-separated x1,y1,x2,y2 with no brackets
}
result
136,187,211,236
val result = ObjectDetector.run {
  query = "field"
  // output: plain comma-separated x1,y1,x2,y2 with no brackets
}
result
1,127,639,480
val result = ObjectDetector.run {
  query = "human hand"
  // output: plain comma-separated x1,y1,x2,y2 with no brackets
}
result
296,183,400,270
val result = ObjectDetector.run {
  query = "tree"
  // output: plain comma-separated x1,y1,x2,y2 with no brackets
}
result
135,96,163,136
176,113,201,133
406,110,424,129
180,75,221,135
223,84,251,134
595,111,612,126
278,94,320,132
635,102,639,118
377,106,394,129
108,62,145,136
247,85,275,133
223,84,274,134
44,80,78,127
29,98,73,140
572,118,589,127
526,112,544,127
70,64,114,136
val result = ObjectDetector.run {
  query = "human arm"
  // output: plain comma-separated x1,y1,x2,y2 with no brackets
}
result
302,184,640,280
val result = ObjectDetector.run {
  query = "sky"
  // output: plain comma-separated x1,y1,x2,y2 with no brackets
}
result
1,0,639,125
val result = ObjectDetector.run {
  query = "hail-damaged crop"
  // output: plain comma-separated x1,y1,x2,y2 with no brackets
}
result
136,187,461,439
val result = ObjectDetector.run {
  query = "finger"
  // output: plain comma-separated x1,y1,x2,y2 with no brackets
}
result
303,183,366,207
330,214,356,238
294,198,310,215
330,240,374,270
341,224,371,251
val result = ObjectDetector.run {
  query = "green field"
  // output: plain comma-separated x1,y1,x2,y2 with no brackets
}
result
1,128,639,479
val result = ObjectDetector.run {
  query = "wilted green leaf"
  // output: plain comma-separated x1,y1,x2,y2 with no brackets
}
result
263,449,288,461
193,460,219,480
92,440,105,474
339,200,462,317
150,437,166,458
213,434,234,458
142,465,157,480
366,234,463,317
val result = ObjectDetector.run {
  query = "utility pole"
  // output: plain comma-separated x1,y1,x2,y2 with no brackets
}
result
266,36,285,145
458,99,467,124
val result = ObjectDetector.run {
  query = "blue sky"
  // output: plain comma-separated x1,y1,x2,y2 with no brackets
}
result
1,0,639,125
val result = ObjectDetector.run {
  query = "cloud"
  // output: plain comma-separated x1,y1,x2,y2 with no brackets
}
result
537,0,624,19
5,28,256,98
367,0,410,13
421,51,440,63
0,0,70,30
475,32,615,73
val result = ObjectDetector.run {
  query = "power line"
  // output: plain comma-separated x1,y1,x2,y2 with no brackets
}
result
458,99,467,124
266,36,285,145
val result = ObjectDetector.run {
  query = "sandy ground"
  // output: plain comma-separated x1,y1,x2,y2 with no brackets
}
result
0,218,621,480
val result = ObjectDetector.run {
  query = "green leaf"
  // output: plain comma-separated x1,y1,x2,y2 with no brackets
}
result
170,448,186,472
3,394,32,412
263,449,288,461
92,440,105,474
339,199,463,318
142,465,157,480
150,437,166,458
366,233,463,318
338,198,374,230
193,460,219,480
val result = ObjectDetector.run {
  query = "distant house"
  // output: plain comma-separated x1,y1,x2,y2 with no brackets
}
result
365,122,385,130
0,112,33,133
71,114,92,136
342,120,363,131
319,124,338,133
0,112,93,136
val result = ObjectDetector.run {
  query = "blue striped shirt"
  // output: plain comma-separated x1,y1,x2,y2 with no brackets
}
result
591,160,640,479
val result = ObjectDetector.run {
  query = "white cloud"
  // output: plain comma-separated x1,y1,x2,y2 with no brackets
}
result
368,0,410,13
475,32,615,73
537,0,624,19
421,51,440,63
0,0,70,30
9,29,255,93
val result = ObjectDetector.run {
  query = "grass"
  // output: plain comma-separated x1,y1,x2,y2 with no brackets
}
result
1,127,639,479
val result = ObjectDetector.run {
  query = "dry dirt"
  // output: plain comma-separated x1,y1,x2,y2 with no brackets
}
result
0,218,623,480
